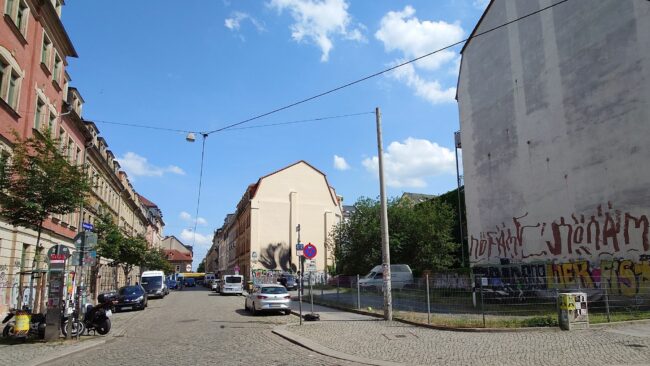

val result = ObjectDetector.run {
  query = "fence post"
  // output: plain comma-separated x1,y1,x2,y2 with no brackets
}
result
480,277,485,328
426,274,431,325
604,284,611,323
357,274,361,310
337,276,340,303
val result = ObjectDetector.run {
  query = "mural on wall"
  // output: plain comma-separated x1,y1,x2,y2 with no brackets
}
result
470,202,648,263
259,243,297,272
473,256,650,298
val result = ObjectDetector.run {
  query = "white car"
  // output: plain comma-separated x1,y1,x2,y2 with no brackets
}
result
244,284,291,315
211,279,221,292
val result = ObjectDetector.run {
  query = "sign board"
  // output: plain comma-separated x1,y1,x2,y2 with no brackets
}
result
185,264,192,272
74,232,98,250
306,260,317,272
82,222,94,231
71,250,97,266
303,243,317,260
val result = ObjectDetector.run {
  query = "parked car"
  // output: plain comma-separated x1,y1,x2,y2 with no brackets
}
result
327,275,356,287
244,284,291,315
358,264,413,290
277,274,298,291
167,279,178,290
115,285,148,312
184,278,196,287
211,279,222,292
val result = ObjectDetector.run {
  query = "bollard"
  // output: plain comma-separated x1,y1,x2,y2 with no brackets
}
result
357,274,361,310
426,275,431,325
604,286,611,323
481,277,485,328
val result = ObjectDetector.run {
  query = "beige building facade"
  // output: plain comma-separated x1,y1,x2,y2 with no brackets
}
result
212,161,343,283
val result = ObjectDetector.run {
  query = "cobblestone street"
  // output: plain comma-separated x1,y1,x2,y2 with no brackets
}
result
45,287,360,366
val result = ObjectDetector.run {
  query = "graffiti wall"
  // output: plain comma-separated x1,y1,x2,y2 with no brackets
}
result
258,242,297,272
470,202,649,263
473,256,650,297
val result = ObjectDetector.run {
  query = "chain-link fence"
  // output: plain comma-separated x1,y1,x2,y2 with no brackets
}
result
302,274,650,328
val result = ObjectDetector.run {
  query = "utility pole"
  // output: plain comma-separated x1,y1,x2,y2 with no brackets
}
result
375,107,392,321
454,131,465,267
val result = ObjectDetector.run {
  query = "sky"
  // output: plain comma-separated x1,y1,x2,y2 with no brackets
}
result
61,0,489,270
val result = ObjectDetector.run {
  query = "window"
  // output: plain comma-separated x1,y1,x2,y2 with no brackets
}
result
0,51,22,111
76,146,81,165
68,137,73,160
34,98,45,130
48,112,56,134
53,53,62,84
5,0,29,37
41,33,52,69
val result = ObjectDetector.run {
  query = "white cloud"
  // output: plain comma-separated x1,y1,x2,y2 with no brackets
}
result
375,6,464,71
225,11,265,33
179,211,208,226
269,0,365,62
362,137,455,188
390,62,456,104
117,152,185,178
473,0,490,10
375,6,463,105
180,229,212,248
333,155,350,171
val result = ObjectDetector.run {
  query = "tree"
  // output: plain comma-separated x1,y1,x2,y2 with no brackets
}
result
197,260,205,273
332,196,459,276
94,212,148,288
143,248,173,274
0,130,91,308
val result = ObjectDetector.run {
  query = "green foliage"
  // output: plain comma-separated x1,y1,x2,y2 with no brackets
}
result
143,248,174,274
332,196,459,276
0,129,91,231
197,261,205,273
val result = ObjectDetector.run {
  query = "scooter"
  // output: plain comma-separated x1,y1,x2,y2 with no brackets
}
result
62,293,115,336
2,306,46,340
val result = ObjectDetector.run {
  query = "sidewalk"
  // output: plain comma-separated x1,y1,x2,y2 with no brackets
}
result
0,309,140,366
277,301,650,366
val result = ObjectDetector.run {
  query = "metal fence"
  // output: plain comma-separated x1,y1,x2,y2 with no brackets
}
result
302,274,650,328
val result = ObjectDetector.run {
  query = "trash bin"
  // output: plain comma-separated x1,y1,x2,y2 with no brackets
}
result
558,292,589,330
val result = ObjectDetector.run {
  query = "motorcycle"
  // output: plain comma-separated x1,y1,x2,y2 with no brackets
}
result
2,306,46,340
62,293,116,337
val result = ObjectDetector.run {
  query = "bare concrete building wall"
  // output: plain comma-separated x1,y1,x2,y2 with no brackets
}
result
457,0,650,291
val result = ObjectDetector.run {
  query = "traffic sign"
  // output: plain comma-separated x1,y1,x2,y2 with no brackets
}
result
74,231,98,250
82,222,94,231
303,243,317,259
306,260,317,272
296,243,304,257
71,250,97,266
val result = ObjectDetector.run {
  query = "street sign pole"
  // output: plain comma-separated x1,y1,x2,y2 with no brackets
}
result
75,233,85,340
297,225,303,326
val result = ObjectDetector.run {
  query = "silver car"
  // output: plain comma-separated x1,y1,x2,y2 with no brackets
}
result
244,284,291,315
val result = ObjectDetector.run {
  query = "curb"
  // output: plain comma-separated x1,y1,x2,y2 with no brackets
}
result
273,324,410,366
25,310,137,366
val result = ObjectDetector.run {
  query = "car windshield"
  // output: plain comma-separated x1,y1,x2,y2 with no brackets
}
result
284,276,295,282
119,286,142,296
365,271,378,279
261,287,288,294
141,277,162,289
225,277,242,284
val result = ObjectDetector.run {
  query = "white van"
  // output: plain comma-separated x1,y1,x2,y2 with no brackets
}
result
220,275,244,295
358,264,413,290
141,270,167,298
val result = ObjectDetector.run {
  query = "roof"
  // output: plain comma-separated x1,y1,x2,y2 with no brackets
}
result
137,194,158,208
400,192,436,205
164,249,192,261
250,160,338,206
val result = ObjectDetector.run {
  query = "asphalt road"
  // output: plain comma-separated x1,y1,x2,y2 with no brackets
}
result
47,287,361,366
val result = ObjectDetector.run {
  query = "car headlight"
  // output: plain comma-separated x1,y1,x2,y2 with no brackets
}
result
135,296,144,301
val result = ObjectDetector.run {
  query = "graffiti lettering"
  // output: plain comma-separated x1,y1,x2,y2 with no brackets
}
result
471,203,649,261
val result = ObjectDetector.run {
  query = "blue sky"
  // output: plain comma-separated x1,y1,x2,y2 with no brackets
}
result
62,0,488,269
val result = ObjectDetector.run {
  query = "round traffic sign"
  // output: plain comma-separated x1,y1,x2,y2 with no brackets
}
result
303,243,317,259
